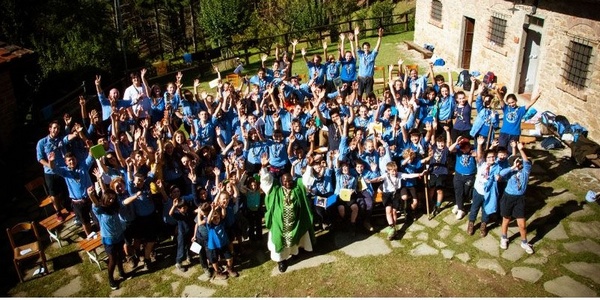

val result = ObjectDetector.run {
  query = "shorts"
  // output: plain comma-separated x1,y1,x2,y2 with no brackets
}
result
207,247,233,264
104,239,125,256
382,191,400,209
400,187,417,200
428,174,447,188
357,76,374,96
500,193,525,219
71,199,92,224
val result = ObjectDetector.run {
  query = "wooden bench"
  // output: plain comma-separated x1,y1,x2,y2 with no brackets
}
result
404,41,433,59
78,233,104,270
38,209,75,247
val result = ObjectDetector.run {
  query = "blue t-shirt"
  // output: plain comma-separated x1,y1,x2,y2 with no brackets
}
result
454,150,477,175
207,222,229,250
356,50,378,77
339,57,357,82
500,160,532,196
500,105,527,135
93,205,125,245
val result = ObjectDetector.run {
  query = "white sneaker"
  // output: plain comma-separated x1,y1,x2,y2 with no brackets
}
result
456,210,465,220
500,237,509,250
521,242,534,254
452,205,459,215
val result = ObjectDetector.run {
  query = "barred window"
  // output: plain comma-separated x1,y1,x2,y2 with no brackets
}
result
488,14,507,47
430,0,442,22
563,39,593,89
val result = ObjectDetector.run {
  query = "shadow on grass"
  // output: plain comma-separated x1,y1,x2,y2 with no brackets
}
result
51,251,83,271
527,200,584,245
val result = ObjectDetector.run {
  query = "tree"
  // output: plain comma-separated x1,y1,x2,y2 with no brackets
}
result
197,0,251,47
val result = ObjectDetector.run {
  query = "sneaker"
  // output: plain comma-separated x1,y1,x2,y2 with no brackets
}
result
363,220,374,232
227,268,239,277
278,260,288,273
386,227,396,240
467,221,475,236
109,279,119,290
500,237,509,250
480,222,488,237
432,206,440,217
213,271,228,280
456,210,465,220
56,213,65,222
72,218,81,227
521,242,534,254
452,205,459,215
175,263,187,272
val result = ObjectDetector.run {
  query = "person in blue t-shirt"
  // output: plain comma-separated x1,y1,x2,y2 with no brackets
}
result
497,142,534,254
498,90,541,154
354,26,383,100
339,33,357,86
88,187,128,290
206,201,238,279
449,136,477,220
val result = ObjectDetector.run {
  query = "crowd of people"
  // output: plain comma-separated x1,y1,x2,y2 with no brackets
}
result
35,26,542,290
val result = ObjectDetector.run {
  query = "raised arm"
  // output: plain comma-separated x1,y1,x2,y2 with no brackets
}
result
374,27,383,52
526,89,541,111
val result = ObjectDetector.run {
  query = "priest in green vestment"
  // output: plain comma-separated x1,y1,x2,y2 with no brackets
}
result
259,153,315,272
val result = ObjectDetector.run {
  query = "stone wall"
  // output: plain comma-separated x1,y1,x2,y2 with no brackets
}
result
414,0,600,142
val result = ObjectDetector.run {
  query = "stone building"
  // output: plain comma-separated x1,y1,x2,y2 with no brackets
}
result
413,0,600,141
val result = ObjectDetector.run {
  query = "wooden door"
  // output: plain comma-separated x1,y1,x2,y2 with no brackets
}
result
461,17,475,70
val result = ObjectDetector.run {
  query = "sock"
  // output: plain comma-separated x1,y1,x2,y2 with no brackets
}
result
436,202,441,207
502,234,508,239
521,239,528,244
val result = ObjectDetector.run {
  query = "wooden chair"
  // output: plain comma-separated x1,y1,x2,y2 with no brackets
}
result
373,66,387,88
24,177,54,217
78,232,105,270
7,222,49,282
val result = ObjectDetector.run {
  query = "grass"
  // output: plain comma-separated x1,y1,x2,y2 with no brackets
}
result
149,30,422,95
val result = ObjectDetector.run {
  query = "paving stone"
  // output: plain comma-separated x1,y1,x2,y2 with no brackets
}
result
412,241,423,247
473,236,500,257
476,258,506,275
181,285,216,298
523,256,548,265
416,232,429,241
418,217,440,228
511,266,543,283
537,247,559,258
544,223,569,240
437,225,452,239
564,239,600,255
271,255,337,276
569,204,595,218
197,272,212,282
543,276,597,297
402,232,414,239
337,235,392,257
546,191,577,203
443,213,461,225
53,276,82,297
409,243,439,256
65,266,79,276
569,221,600,239
171,281,180,294
563,262,600,284
452,234,467,245
501,242,526,262
456,252,471,263
110,288,123,297
389,240,405,248
433,239,447,249
93,273,103,284
209,277,229,286
406,223,425,232
441,249,455,259
171,265,197,278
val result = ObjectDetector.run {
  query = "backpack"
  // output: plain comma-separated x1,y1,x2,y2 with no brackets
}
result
456,69,472,91
483,71,496,87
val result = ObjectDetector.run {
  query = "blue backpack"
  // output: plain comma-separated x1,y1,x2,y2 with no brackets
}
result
456,70,472,91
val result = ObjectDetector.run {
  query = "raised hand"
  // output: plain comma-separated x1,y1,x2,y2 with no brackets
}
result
354,26,360,36
140,68,147,78
260,152,269,167
301,48,307,56
95,75,101,86
339,33,345,41
291,39,298,46
261,54,268,62
322,41,327,50
477,135,485,145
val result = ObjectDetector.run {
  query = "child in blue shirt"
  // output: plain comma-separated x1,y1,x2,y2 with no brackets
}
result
498,91,541,154
449,136,477,220
497,142,534,254
206,201,238,279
